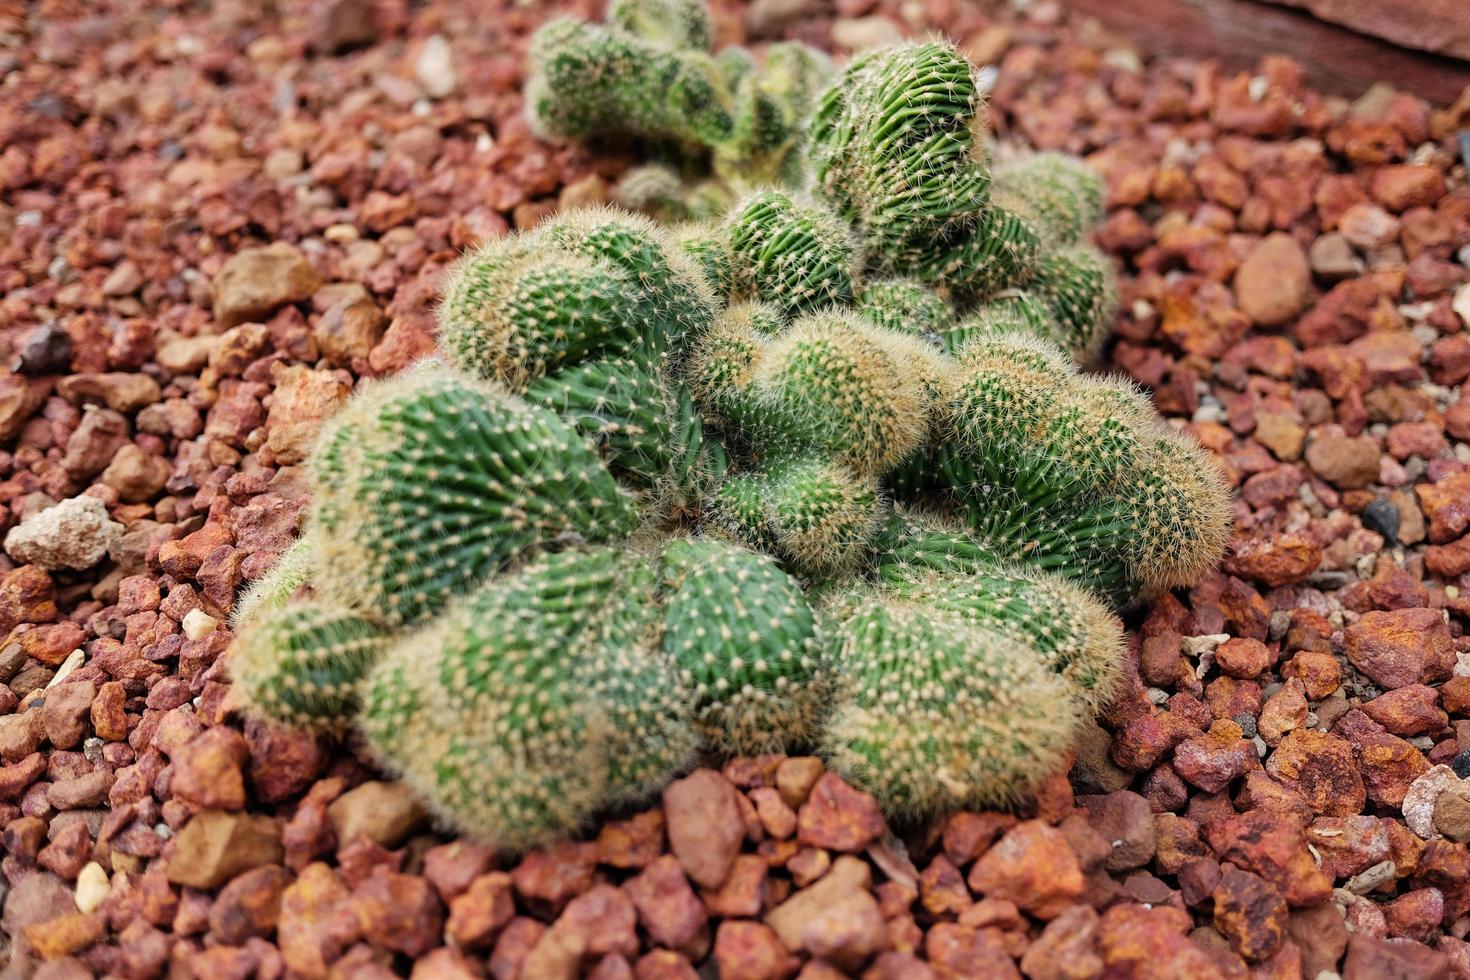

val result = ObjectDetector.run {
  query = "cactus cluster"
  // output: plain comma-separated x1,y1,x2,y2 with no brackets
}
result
528,0,833,208
228,19,1232,851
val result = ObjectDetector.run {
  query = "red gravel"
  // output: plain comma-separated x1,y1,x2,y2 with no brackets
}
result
3,0,1470,976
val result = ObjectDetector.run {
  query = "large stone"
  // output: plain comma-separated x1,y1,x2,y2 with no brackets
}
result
167,810,284,889
1234,233,1311,326
4,497,123,571
1344,608,1455,690
327,780,428,848
213,243,321,327
662,769,745,889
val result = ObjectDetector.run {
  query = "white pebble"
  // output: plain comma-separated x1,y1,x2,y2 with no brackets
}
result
182,608,220,641
75,863,110,914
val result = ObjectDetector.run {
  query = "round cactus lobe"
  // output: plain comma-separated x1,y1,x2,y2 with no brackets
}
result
230,601,389,731
822,601,1079,817
659,538,826,752
310,365,639,626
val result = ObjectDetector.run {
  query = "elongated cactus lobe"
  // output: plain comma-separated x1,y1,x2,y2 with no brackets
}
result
230,601,389,731
659,537,826,752
810,42,991,260
527,19,734,147
822,600,1079,817
440,209,717,387
439,249,647,389
713,456,883,578
607,0,712,51
359,547,696,852
724,191,858,317
891,565,1125,711
310,365,639,626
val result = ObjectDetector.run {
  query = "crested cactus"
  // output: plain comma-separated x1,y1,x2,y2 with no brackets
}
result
230,601,389,731
232,12,1236,846
822,599,1080,816
527,19,734,147
310,364,640,626
360,547,697,851
659,537,825,751
608,0,712,50
528,2,831,202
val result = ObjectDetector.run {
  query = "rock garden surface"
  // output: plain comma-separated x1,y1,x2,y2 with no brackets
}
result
4,0,1470,977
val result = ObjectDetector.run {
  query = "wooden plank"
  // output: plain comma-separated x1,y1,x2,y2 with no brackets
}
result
1061,0,1470,105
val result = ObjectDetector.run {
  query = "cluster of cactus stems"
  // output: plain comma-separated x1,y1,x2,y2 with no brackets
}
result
528,0,832,210
229,12,1232,851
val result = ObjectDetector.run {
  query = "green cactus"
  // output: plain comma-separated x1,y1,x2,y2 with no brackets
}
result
942,291,1056,355
993,151,1105,246
822,600,1079,817
690,309,934,478
527,19,734,148
1028,243,1119,362
310,365,640,626
854,278,955,340
440,209,716,387
360,547,696,851
616,165,734,224
230,600,389,731
231,533,315,629
608,0,711,50
659,537,826,751
724,190,858,317
673,220,737,296
716,43,833,189
712,456,882,578
810,42,991,267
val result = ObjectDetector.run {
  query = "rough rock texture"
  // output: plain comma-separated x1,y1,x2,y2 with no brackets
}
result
1,0,1469,977
3,497,124,571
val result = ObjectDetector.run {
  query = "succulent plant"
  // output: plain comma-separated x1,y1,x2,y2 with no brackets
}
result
527,19,734,148
360,547,697,851
607,0,712,51
230,601,389,731
309,364,640,626
822,599,1079,817
712,455,883,578
658,537,825,751
229,18,1234,850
